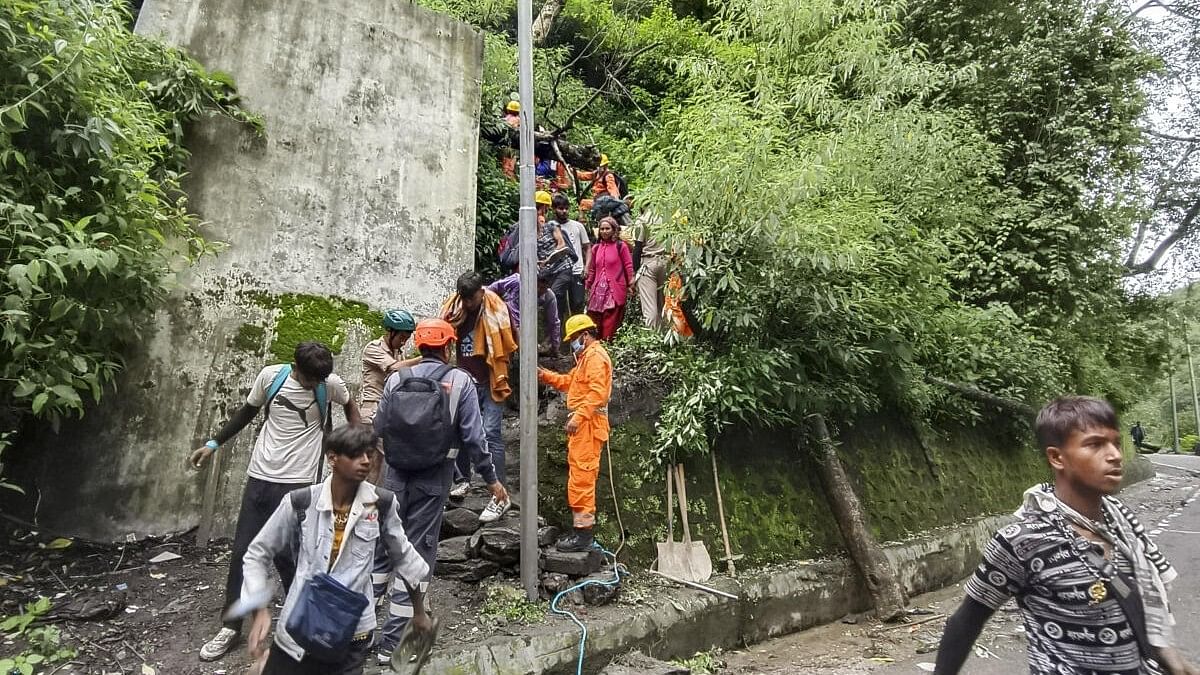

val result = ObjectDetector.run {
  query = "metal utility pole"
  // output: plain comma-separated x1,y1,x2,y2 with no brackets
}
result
1169,367,1181,453
516,0,540,601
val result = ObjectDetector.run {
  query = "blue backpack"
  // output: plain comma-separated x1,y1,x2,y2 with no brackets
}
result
264,364,330,430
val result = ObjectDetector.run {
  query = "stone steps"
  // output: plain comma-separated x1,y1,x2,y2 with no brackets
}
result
434,485,616,606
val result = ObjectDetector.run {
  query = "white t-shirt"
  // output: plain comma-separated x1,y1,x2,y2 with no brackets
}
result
556,218,589,276
245,365,351,483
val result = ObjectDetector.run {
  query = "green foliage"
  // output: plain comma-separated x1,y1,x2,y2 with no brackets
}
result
474,145,520,278
672,649,725,674
0,597,75,675
448,0,1166,466
0,0,254,437
906,0,1165,406
478,582,545,629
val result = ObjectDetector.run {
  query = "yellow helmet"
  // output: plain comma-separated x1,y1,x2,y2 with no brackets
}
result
599,154,610,166
505,101,520,113
563,314,598,342
535,190,553,206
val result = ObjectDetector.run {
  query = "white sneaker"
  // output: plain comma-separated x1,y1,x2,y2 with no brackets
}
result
478,497,511,523
199,627,238,661
449,481,470,499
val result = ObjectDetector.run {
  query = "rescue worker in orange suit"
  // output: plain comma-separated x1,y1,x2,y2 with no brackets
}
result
576,154,620,213
537,314,612,552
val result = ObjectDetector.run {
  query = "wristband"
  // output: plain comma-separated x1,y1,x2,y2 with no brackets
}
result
205,439,219,451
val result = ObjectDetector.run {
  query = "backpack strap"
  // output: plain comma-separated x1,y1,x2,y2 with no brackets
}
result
315,381,329,428
429,364,463,424
262,364,293,421
290,487,313,558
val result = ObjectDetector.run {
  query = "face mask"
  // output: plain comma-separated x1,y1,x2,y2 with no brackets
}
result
570,337,585,354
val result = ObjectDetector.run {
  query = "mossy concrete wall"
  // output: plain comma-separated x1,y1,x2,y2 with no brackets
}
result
21,0,483,540
538,387,1153,566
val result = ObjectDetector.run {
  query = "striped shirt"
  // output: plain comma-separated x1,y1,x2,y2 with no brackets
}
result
966,515,1164,674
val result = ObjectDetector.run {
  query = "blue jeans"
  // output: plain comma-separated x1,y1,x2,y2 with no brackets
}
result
454,386,505,485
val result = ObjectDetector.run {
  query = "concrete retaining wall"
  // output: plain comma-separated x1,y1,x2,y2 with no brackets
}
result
21,0,483,540
425,514,1013,675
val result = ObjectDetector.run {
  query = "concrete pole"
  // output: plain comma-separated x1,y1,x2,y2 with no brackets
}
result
516,0,540,601
1189,340,1200,451
1169,367,1181,453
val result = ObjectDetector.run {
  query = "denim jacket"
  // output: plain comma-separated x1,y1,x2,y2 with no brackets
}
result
241,479,429,661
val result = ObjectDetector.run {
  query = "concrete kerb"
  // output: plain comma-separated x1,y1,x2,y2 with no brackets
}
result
423,514,1012,675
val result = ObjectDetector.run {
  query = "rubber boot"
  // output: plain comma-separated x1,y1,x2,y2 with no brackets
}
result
555,528,594,552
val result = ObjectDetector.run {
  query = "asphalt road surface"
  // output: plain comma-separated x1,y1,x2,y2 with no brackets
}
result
723,454,1200,674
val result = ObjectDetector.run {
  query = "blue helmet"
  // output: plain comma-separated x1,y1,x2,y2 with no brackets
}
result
382,309,416,332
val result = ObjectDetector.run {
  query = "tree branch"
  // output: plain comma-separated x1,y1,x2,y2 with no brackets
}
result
1144,128,1200,144
1126,198,1200,275
550,42,661,136
1126,145,1197,267
925,375,1037,418
532,0,564,46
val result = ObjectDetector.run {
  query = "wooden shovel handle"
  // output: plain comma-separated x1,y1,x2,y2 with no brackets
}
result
666,465,675,541
675,464,694,543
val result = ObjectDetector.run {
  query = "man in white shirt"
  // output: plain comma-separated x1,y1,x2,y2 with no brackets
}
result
189,341,360,662
553,193,591,316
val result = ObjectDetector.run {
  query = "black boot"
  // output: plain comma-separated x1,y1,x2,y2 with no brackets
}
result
555,528,594,552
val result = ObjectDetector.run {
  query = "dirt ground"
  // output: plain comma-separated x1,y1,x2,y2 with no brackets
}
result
0,500,659,675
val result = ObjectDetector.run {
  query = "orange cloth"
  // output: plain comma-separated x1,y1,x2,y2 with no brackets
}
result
538,340,612,528
664,274,693,337
441,289,518,402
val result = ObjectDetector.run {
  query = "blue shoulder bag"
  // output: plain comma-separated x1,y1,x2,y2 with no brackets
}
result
283,488,372,663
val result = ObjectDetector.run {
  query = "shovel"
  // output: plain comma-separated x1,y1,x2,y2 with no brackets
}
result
655,465,691,581
657,458,710,581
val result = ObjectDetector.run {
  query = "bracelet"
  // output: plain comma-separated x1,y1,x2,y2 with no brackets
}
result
205,439,219,451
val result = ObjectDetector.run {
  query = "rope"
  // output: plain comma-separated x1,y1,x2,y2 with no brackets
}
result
550,546,624,675
605,441,626,558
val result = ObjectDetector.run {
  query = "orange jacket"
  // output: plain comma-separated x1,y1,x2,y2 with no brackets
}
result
538,341,612,432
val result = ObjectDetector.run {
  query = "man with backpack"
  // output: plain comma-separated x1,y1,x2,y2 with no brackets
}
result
359,309,420,483
189,341,359,662
238,424,433,675
370,318,509,663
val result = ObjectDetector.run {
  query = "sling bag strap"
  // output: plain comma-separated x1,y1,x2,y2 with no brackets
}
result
1086,549,1156,662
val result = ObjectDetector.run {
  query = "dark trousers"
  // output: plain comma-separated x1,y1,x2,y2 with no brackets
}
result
453,386,505,484
373,463,448,651
549,270,572,325
568,274,586,316
222,476,310,632
261,632,373,675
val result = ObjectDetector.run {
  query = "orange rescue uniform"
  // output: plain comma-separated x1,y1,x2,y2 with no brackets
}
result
537,341,612,528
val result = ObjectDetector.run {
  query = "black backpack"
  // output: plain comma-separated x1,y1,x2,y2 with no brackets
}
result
613,172,629,199
377,365,462,472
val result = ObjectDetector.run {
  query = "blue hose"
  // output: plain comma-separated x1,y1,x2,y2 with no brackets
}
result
549,545,624,675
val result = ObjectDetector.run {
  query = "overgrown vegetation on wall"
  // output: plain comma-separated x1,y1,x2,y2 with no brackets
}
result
431,0,1179,467
0,0,256,475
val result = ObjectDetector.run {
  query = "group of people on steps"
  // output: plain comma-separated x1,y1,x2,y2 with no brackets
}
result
188,266,613,672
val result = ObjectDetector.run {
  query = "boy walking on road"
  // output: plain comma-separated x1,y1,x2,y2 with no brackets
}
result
537,314,612,552
239,424,433,674
190,341,359,662
935,396,1198,675
370,318,509,663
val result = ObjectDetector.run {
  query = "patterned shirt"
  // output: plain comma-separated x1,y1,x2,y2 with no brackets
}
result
966,515,1164,674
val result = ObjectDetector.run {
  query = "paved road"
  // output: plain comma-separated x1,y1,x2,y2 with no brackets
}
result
723,455,1200,674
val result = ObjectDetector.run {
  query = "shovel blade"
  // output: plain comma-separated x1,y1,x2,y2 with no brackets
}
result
657,541,712,583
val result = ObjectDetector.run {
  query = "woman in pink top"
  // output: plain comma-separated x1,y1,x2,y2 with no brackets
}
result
585,216,636,340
